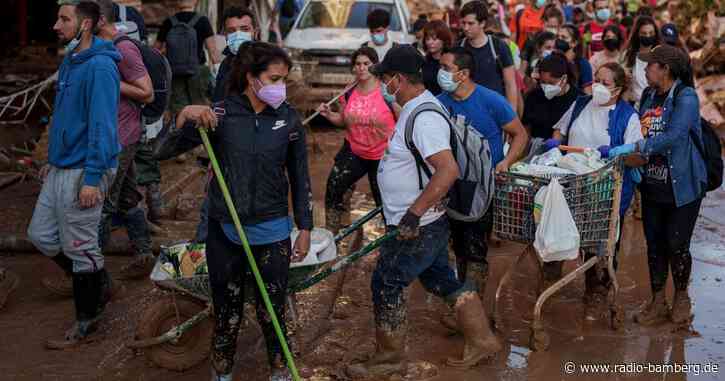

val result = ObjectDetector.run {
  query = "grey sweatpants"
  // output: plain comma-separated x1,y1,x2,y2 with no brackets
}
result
27,167,114,273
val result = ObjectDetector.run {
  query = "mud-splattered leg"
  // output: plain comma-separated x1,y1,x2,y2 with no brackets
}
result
325,142,371,234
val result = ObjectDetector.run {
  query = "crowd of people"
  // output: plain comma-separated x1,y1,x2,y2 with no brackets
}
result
0,0,717,380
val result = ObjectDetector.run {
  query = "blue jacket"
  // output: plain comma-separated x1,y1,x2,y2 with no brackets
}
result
50,37,122,186
638,81,707,207
568,96,638,217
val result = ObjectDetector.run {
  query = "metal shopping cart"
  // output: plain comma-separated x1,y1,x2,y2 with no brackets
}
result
492,157,625,350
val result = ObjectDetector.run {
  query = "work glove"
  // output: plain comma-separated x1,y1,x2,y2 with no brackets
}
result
397,209,421,240
608,143,636,157
597,145,611,158
543,138,562,151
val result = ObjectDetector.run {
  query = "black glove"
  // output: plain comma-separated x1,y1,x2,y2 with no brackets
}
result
398,210,421,240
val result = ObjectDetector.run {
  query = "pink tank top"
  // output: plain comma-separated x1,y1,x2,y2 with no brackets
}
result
342,86,396,160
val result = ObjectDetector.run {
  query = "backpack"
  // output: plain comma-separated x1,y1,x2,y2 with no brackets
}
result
460,35,504,78
280,0,298,19
404,102,495,222
166,14,201,77
114,36,172,124
670,85,723,192
116,5,140,41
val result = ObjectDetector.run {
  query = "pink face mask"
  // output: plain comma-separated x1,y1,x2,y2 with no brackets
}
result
254,79,287,109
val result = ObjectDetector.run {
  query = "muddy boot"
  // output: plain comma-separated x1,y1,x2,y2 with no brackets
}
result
446,292,502,368
0,268,20,310
634,290,669,326
42,254,74,298
441,263,487,333
670,289,693,325
118,207,155,280
146,182,163,224
270,367,292,381
46,271,104,350
345,328,407,379
210,368,232,381
118,254,155,280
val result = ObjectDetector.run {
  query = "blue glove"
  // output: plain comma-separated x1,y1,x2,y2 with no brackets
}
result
609,143,636,157
630,168,642,184
544,138,562,151
597,145,611,158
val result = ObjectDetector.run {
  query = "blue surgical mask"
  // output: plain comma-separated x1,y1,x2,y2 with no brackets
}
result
64,27,84,54
371,32,387,46
227,31,252,55
381,76,398,103
596,8,611,21
535,0,546,8
437,69,460,93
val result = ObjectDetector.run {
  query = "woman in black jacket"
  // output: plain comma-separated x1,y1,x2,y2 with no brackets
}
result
171,42,312,381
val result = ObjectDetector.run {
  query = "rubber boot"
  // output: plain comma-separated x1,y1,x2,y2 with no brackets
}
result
0,268,20,310
46,271,104,350
210,367,232,381
446,291,502,368
670,289,693,325
42,254,74,297
146,182,163,224
634,290,669,326
583,285,608,321
345,328,407,379
118,207,155,280
441,263,488,333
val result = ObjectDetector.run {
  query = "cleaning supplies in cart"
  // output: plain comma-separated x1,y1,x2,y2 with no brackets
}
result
533,178,580,262
530,147,563,167
556,150,606,175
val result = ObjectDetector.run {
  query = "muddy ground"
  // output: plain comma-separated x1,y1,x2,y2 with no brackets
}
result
1,129,724,381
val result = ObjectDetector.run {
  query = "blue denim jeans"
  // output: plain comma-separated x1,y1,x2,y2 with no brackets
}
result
371,216,465,330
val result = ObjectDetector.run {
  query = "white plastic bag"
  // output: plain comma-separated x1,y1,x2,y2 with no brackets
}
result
556,151,606,175
533,178,580,262
530,147,563,166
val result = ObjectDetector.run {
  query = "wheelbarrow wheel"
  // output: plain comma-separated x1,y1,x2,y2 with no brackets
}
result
136,297,213,371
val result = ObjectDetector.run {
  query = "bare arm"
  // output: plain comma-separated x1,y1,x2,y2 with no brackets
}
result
503,66,518,114
121,74,154,104
497,118,529,172
204,36,220,65
408,150,460,217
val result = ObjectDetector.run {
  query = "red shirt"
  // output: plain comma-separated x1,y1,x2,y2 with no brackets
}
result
510,5,544,48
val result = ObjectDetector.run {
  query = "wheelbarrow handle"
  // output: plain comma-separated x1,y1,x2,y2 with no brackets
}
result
333,206,383,243
290,229,398,293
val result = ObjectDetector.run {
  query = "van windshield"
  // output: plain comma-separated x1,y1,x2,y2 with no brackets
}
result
297,1,402,31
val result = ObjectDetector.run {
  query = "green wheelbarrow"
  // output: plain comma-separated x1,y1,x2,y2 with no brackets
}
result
126,206,396,372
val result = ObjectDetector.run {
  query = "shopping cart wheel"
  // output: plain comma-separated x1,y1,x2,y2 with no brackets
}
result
530,324,550,351
135,297,213,371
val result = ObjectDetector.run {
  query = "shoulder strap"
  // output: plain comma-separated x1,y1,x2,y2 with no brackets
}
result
119,5,127,21
170,15,179,26
565,95,592,141
404,102,453,189
670,82,706,157
188,14,202,28
488,35,498,60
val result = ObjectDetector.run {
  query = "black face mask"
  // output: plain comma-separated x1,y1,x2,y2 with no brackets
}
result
639,35,657,47
555,39,571,53
603,38,621,51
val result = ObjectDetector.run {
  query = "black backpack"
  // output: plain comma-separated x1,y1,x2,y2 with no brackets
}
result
166,14,201,76
114,36,172,124
669,84,723,192
280,0,298,19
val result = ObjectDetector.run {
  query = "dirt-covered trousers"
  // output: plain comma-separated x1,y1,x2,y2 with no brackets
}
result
642,197,702,293
206,219,291,374
325,141,383,215
103,142,143,215
449,210,493,279
27,167,114,273
372,216,466,331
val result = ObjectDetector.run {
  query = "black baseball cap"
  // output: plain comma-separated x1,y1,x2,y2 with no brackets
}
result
660,23,679,45
639,44,688,72
369,44,424,76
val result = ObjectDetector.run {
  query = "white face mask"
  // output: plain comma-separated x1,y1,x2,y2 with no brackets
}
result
541,83,562,99
226,30,252,55
65,26,84,54
592,83,613,105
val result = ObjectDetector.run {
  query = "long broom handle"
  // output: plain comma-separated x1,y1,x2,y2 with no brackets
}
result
199,128,301,381
301,81,359,126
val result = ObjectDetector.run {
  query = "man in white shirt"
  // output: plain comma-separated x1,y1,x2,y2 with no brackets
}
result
345,45,501,379
362,9,397,60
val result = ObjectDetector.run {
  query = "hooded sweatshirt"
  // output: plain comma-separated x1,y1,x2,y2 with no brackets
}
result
50,36,122,186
